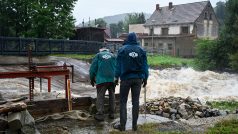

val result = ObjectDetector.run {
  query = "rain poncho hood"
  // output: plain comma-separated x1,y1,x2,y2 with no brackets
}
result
125,32,139,45
115,33,149,80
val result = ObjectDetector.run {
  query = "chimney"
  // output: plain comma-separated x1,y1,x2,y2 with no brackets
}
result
156,4,160,11
169,2,173,9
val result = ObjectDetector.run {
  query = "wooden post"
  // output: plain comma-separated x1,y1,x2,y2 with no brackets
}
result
65,75,69,99
67,79,72,111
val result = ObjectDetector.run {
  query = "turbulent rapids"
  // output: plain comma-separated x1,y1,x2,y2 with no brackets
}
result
0,57,238,103
144,68,238,102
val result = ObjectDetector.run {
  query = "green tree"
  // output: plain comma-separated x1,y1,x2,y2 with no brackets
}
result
109,21,124,38
123,12,146,32
110,23,118,38
195,39,218,70
93,18,107,28
0,0,32,37
0,0,77,39
219,0,238,70
215,1,226,27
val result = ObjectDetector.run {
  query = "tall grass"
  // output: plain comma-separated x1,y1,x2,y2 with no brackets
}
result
206,119,238,134
147,55,194,68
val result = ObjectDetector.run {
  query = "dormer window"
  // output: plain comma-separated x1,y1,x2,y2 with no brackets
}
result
204,12,208,20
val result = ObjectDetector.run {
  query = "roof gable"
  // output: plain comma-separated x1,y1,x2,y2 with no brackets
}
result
145,1,209,26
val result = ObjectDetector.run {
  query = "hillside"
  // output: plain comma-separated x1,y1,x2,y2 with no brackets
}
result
77,12,151,27
102,13,151,24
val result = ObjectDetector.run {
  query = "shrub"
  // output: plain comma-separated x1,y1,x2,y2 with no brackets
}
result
194,39,218,70
229,52,238,71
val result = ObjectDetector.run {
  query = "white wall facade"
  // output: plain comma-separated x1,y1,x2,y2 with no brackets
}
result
144,24,194,35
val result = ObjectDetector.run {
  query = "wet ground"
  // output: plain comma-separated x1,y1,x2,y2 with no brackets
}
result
33,113,238,134
34,113,172,134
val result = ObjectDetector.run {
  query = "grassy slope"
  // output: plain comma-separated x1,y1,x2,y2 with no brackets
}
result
206,119,238,134
52,54,194,68
52,54,95,60
147,55,194,68
206,101,238,111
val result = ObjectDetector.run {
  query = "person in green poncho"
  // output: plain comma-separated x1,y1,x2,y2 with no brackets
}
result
89,46,116,121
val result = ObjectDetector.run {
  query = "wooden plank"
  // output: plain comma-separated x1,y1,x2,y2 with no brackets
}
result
0,102,27,114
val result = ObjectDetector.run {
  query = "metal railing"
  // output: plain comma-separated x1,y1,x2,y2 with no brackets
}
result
0,36,105,55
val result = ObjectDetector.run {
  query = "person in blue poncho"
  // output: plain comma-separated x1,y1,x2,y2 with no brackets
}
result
114,32,149,131
89,46,116,121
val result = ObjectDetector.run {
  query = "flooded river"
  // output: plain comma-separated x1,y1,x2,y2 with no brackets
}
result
0,56,238,102
1,56,238,133
143,68,238,102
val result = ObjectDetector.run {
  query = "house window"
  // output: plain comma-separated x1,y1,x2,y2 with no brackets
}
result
161,28,169,35
181,26,189,34
204,12,208,20
149,28,154,36
209,13,212,20
168,44,173,50
144,43,148,47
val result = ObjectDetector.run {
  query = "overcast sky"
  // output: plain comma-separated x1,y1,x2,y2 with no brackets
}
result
73,0,225,25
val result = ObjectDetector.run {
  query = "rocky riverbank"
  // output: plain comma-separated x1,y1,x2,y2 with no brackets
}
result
144,96,238,120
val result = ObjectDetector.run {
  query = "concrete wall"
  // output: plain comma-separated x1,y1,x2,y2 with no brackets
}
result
142,36,195,57
142,37,176,55
176,36,196,57
129,24,145,33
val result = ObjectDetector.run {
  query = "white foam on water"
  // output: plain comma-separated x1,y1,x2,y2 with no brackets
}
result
141,68,238,102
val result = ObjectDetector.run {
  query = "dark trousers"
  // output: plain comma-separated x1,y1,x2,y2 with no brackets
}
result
96,84,115,115
119,79,142,127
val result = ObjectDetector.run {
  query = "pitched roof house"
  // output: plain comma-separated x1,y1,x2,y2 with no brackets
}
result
142,1,219,57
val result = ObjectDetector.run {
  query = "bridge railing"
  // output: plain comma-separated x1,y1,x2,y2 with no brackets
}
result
0,36,105,55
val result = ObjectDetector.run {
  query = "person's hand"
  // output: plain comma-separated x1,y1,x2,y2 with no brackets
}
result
114,78,119,86
142,79,147,87
90,79,95,87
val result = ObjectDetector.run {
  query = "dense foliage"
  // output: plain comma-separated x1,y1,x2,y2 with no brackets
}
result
109,13,146,38
195,0,238,71
214,1,226,26
91,18,107,28
222,0,238,71
123,13,146,32
0,0,77,39
194,39,229,70
109,21,124,38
